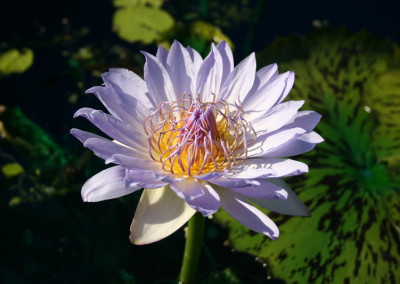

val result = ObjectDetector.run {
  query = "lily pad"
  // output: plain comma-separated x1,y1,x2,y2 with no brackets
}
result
113,5,174,44
113,0,163,8
214,28,400,283
0,48,34,75
2,162,24,178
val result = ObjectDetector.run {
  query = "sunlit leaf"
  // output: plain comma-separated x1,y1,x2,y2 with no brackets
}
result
8,196,22,206
2,162,24,178
113,6,174,44
214,28,400,283
113,0,163,8
0,48,34,75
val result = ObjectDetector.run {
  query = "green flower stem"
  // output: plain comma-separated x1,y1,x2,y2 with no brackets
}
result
179,212,205,284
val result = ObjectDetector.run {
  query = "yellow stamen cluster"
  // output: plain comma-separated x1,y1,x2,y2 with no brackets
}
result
143,95,255,176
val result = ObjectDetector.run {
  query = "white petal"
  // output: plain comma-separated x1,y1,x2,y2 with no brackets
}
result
247,127,307,158
208,176,260,188
102,68,155,110
231,179,288,199
82,166,141,202
142,51,176,103
126,169,169,189
189,181,220,216
219,52,256,104
256,63,278,87
74,107,147,150
194,171,226,181
166,40,195,97
248,179,310,216
216,41,234,84
70,129,148,162
299,131,324,143
250,100,305,134
245,63,278,103
130,187,196,245
169,178,221,216
156,45,168,67
108,153,162,171
86,85,146,129
196,45,223,102
243,71,293,113
278,70,295,105
186,46,203,76
285,111,322,132
265,131,324,157
169,177,204,201
226,158,308,179
217,187,279,239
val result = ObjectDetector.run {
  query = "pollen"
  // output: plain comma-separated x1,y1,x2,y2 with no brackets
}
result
143,95,256,176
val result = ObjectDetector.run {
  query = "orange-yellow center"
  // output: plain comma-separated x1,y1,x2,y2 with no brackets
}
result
143,96,255,176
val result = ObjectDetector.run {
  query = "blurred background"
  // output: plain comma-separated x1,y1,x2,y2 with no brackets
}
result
1,0,399,283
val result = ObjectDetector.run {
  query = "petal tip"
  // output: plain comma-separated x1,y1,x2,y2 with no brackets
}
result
269,232,279,240
129,230,145,245
129,234,148,246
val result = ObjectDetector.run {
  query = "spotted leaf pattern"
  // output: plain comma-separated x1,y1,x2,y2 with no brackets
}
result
214,28,400,283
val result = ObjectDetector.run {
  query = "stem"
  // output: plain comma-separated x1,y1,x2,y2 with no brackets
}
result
179,212,205,284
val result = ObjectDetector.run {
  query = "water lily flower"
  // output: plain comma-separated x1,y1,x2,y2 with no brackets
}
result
71,40,323,245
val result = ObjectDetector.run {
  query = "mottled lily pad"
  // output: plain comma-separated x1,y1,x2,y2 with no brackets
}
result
214,28,400,283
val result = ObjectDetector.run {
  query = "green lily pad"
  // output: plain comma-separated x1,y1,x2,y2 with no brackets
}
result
214,28,400,283
113,0,163,8
0,48,34,75
112,5,174,44
2,162,24,178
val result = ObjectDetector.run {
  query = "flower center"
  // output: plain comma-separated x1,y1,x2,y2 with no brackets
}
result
143,95,255,176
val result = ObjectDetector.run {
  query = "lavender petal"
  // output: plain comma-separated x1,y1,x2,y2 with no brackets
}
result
218,187,279,239
82,166,141,202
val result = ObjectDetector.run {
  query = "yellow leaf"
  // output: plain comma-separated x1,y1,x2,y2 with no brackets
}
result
2,163,24,178
0,48,34,75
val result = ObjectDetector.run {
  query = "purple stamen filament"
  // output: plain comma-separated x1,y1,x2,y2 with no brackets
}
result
143,95,256,176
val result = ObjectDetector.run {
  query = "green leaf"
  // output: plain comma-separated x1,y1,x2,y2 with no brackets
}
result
366,68,400,174
112,6,174,44
2,162,24,178
0,48,34,75
214,28,400,283
0,107,72,184
113,0,163,8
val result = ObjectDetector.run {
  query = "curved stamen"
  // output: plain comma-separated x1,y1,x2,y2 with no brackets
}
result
143,95,256,176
